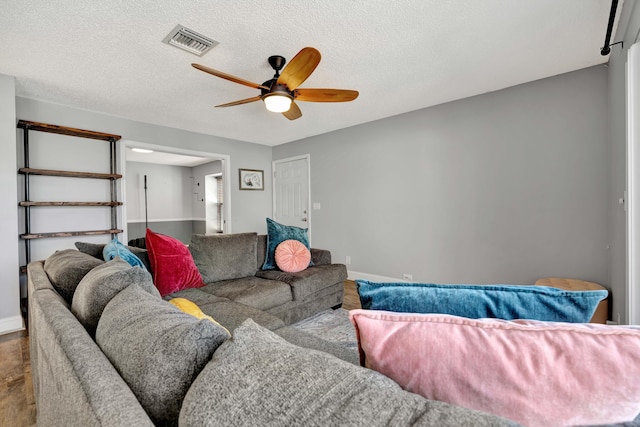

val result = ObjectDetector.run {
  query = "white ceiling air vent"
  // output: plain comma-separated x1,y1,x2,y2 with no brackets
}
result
163,25,218,56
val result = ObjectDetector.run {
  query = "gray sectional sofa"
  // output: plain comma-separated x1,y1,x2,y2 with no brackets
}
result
27,232,518,426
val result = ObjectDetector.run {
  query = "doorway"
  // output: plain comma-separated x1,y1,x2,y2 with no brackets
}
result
205,173,223,234
119,141,231,244
273,155,311,236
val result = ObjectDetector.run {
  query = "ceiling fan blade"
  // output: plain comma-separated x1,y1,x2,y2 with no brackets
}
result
276,47,321,90
294,88,359,103
282,102,302,120
215,96,262,108
192,63,269,90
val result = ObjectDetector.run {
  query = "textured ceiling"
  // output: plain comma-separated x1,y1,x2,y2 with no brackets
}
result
0,0,621,146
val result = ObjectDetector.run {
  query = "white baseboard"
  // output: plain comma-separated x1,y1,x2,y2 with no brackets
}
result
0,315,24,335
347,270,410,283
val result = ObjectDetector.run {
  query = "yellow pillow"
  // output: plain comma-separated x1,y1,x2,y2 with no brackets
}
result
169,298,230,335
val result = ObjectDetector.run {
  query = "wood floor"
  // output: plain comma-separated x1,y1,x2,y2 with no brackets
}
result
342,279,361,310
0,281,360,426
0,329,35,427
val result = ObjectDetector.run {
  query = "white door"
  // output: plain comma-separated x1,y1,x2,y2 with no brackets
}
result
273,155,310,231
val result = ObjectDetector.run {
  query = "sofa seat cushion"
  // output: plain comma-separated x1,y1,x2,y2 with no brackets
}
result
170,287,286,331
166,287,230,305
200,277,293,311
189,233,258,282
274,326,359,365
44,249,104,303
179,319,516,427
71,258,158,336
256,264,347,301
198,300,286,332
96,284,230,426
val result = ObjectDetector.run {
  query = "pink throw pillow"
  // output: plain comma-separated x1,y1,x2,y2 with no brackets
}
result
145,229,205,296
349,309,640,426
275,239,311,273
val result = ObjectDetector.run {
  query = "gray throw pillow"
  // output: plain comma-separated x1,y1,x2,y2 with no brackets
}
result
96,284,230,426
179,319,516,427
43,249,104,303
74,241,106,259
75,241,153,273
189,233,258,283
71,258,159,336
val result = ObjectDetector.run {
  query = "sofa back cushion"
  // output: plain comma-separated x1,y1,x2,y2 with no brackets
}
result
96,284,230,425
349,309,640,426
71,258,159,336
30,287,155,426
179,319,514,426
257,234,267,270
189,233,258,283
43,249,104,303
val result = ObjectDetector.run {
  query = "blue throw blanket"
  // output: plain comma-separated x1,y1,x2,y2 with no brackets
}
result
356,280,608,323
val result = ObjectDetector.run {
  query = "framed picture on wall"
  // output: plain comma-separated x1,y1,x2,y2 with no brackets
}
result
239,169,264,190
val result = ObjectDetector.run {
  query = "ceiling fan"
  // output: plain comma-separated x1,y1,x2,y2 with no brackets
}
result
192,47,358,120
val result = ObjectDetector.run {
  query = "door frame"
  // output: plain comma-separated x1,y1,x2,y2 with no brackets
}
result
272,154,311,241
628,42,640,325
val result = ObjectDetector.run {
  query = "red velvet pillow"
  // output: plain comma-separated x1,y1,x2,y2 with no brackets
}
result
275,239,311,273
145,229,205,296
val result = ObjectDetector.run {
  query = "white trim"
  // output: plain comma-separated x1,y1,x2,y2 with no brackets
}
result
118,140,233,242
347,270,411,283
272,154,312,243
127,218,206,223
0,316,24,335
627,43,640,325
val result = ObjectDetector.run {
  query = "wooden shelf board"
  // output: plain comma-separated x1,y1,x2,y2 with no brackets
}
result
17,120,121,142
18,168,122,180
19,201,122,207
21,229,122,240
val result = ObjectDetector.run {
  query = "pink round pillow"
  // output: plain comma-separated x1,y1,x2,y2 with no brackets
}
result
275,239,311,273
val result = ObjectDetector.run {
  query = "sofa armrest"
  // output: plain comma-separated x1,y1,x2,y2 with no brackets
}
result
310,248,331,265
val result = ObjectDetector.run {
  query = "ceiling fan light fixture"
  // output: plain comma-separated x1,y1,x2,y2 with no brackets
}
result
263,93,293,113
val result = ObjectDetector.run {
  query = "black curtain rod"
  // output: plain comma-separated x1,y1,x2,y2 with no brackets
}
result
601,0,620,56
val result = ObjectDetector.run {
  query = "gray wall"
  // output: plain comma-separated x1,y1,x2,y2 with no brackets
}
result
608,0,640,324
125,160,221,243
0,74,21,333
127,221,195,245
126,161,194,243
191,160,223,220
126,161,194,224
275,66,610,290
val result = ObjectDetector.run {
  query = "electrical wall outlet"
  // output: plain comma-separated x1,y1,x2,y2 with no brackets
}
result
402,273,413,281
345,255,351,265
